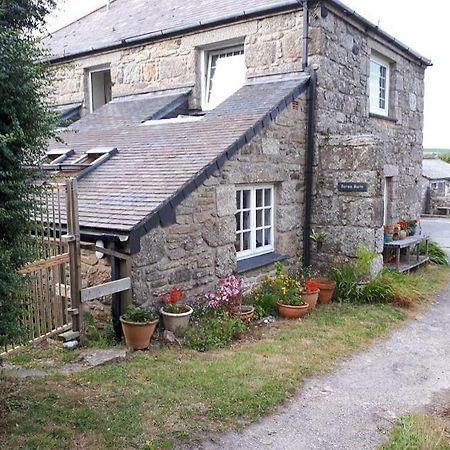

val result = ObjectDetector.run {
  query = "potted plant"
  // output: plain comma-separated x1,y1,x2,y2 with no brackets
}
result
397,220,408,239
310,229,327,251
407,219,418,236
301,279,320,310
160,286,193,336
272,262,308,319
311,277,337,304
120,304,159,350
206,275,254,322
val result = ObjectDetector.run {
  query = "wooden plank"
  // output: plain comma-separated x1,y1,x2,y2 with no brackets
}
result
81,277,131,302
57,330,80,342
18,252,69,274
55,283,71,299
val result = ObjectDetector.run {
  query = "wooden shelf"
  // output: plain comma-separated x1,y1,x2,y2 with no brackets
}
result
384,255,429,272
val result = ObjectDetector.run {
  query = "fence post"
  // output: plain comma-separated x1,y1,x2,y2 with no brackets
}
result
66,178,83,335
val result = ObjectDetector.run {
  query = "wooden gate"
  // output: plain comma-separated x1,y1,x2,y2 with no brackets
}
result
2,179,82,354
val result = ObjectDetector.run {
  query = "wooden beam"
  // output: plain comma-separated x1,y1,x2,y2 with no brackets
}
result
81,277,131,302
18,253,69,274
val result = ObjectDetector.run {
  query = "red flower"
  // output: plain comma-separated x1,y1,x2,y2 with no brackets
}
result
161,286,184,304
305,279,319,293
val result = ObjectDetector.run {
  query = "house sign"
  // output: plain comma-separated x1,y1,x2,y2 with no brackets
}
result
337,182,368,192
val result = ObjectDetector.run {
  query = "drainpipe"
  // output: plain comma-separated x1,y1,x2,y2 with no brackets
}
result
301,0,309,70
300,0,316,267
303,68,316,267
110,252,122,341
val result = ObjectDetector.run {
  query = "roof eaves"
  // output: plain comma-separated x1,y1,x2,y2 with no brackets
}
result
46,0,302,63
130,76,310,246
326,0,432,66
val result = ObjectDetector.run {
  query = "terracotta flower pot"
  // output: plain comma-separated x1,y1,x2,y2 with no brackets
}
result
120,317,158,350
276,301,309,319
232,305,255,322
301,289,320,310
160,305,193,337
313,278,336,304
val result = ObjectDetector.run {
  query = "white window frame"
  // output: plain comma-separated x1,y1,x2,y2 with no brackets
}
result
88,67,111,113
370,53,390,117
202,45,245,110
235,185,275,261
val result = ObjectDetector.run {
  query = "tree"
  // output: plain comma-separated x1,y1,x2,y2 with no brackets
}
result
0,0,56,347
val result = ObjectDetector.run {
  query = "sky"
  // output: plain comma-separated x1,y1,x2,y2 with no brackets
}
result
46,0,449,149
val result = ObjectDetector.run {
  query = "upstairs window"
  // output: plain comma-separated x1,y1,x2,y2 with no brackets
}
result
235,186,274,260
370,54,390,116
89,68,112,112
204,46,246,110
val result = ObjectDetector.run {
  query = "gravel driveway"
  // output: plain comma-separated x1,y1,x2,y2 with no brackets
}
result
196,287,450,450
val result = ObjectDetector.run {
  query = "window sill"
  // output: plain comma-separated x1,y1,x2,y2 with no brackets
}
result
236,252,287,274
369,112,398,123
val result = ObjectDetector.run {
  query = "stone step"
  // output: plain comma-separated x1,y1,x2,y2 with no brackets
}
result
57,330,80,342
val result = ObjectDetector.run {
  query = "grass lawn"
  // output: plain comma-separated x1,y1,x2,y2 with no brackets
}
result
380,414,450,450
1,265,449,449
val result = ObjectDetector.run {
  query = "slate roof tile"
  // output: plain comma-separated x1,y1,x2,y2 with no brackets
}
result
48,73,310,235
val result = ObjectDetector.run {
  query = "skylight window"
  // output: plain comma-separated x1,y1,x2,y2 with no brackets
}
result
204,46,246,110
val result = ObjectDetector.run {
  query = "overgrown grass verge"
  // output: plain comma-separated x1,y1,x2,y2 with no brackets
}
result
380,413,450,450
1,265,449,449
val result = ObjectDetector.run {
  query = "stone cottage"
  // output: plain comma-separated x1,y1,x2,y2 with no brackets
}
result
422,155,450,214
43,0,431,319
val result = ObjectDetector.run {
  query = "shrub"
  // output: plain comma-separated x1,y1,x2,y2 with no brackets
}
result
246,281,279,319
184,307,246,352
330,264,393,304
418,240,448,266
121,305,158,323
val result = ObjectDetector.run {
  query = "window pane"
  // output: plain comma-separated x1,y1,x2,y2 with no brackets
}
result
236,190,241,210
256,229,263,248
207,48,246,109
242,210,250,230
243,231,250,251
256,209,263,228
235,232,241,252
242,189,251,209
264,188,271,206
235,212,241,232
256,189,263,207
265,228,272,246
264,208,271,226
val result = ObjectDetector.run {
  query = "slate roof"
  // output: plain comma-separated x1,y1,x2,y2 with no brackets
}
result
44,0,431,66
422,158,450,180
71,87,191,130
48,73,310,238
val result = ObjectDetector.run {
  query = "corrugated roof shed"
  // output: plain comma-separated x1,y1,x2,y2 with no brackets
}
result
422,158,450,181
49,73,310,236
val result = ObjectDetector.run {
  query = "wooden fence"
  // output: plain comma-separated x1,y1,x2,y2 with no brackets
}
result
2,179,81,354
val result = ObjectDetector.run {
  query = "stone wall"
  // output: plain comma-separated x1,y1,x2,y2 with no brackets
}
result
80,249,112,324
51,11,303,110
309,5,426,268
131,102,307,308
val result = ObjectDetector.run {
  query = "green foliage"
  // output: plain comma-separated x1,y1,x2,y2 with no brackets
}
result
121,305,158,323
355,243,377,281
381,414,450,450
439,153,450,164
419,240,449,266
0,2,57,347
184,307,246,352
246,287,278,319
330,264,393,305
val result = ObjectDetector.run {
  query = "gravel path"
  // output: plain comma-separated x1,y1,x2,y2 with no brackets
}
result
197,288,450,450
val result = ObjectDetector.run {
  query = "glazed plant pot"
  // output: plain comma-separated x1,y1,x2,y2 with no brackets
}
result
399,230,407,240
314,278,337,304
232,305,255,322
160,305,193,337
276,301,309,319
120,317,158,350
301,289,320,310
